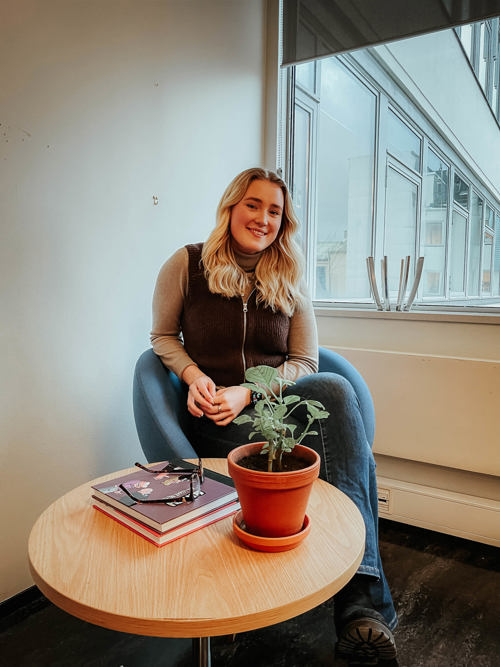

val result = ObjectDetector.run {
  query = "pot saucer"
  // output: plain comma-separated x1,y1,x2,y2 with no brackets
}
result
232,510,311,552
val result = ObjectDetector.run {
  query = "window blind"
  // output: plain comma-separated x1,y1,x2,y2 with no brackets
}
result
282,0,500,65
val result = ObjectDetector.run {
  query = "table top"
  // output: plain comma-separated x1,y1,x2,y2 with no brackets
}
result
28,459,365,638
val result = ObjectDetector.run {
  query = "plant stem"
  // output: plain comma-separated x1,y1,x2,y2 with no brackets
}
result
267,440,275,472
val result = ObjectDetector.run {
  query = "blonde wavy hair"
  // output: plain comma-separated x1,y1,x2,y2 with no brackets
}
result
201,168,305,317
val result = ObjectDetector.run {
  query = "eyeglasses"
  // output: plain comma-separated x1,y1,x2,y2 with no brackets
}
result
119,459,204,504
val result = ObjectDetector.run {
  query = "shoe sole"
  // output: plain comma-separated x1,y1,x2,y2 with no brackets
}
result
336,616,397,664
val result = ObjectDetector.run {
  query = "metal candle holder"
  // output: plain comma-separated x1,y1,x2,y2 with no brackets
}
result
366,255,424,311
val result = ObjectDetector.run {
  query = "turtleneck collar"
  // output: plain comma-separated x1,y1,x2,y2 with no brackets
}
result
233,247,263,272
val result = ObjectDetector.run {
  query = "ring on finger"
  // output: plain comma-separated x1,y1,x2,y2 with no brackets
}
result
218,405,222,413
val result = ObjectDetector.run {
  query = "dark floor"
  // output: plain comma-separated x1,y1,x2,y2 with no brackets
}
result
1,520,499,666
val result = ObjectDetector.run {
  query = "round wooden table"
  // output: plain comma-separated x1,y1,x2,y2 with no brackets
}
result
29,459,365,666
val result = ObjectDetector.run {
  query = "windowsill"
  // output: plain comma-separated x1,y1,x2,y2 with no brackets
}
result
314,304,500,325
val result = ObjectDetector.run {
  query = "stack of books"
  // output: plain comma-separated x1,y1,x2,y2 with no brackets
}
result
91,461,239,547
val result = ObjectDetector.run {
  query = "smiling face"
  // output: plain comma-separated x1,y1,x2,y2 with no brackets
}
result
229,179,284,254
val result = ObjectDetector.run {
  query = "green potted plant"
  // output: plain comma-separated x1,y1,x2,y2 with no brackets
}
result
227,365,329,546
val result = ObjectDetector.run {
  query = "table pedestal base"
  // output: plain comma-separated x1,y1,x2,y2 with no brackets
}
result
192,637,211,667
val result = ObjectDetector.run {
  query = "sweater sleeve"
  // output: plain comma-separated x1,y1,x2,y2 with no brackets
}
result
275,284,318,383
150,247,198,380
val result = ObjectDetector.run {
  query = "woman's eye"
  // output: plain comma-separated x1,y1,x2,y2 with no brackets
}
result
270,210,281,216
246,203,256,210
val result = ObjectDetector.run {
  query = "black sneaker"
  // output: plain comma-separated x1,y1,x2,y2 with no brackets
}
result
336,612,397,664
334,574,397,664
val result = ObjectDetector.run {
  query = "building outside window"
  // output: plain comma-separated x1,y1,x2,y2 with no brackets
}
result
457,18,500,118
285,19,500,311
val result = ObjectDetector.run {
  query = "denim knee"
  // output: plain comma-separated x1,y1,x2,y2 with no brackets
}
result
293,372,361,416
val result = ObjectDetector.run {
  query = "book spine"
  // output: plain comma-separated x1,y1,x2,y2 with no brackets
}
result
93,502,240,547
93,501,167,536
94,505,162,546
92,495,238,535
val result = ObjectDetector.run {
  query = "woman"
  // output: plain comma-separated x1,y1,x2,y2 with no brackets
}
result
151,167,397,663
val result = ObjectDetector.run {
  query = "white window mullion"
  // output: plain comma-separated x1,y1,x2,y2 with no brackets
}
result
374,94,389,274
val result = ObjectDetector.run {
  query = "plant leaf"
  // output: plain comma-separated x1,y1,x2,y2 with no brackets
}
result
241,382,260,391
233,414,253,425
245,365,278,388
233,365,329,461
254,401,266,416
277,377,295,388
261,424,278,442
307,404,330,420
306,399,328,409
273,404,287,420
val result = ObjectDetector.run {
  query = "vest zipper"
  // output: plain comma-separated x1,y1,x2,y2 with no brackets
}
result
241,289,255,376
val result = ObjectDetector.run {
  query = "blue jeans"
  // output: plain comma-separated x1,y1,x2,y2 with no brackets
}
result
188,372,397,630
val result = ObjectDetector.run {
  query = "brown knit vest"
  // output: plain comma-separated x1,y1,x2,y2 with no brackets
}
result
181,243,290,386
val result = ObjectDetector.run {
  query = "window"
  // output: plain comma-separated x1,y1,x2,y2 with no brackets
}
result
459,24,473,60
482,230,494,294
494,213,500,295
387,110,421,172
468,192,483,296
456,18,500,121
449,210,467,294
384,166,419,295
286,23,500,311
454,172,469,209
292,99,313,248
482,204,496,294
422,150,449,297
493,23,500,117
295,58,376,300
478,22,490,94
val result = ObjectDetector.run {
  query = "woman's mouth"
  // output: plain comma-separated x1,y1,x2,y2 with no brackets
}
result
247,227,266,237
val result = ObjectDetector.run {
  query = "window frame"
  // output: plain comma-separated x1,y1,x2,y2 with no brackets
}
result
293,88,318,289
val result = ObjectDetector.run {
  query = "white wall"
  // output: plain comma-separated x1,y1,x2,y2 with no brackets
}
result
0,0,266,602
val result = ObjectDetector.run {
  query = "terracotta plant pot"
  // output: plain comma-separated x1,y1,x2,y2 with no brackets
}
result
227,442,320,539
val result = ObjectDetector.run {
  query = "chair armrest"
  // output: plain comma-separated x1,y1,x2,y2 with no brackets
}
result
133,349,198,462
